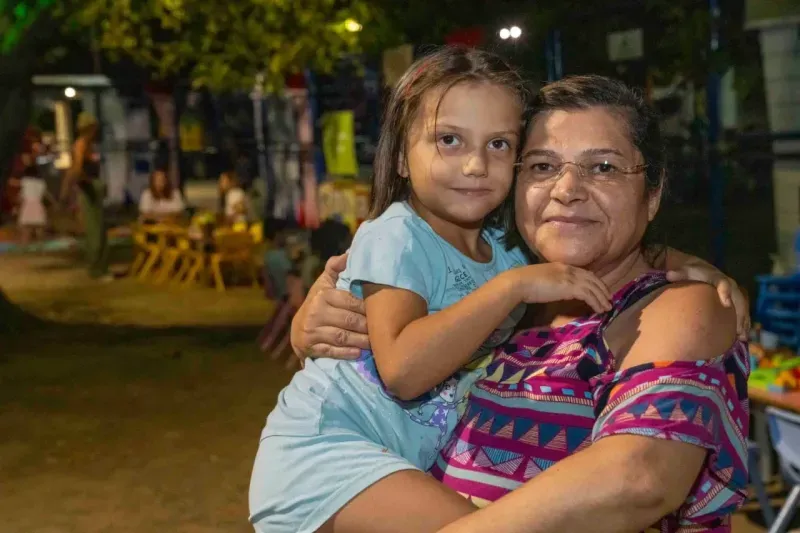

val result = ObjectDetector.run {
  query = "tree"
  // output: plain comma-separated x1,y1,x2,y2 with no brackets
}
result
0,1,59,189
62,0,390,92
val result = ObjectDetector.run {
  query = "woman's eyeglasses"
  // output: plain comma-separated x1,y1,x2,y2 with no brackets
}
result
515,157,647,182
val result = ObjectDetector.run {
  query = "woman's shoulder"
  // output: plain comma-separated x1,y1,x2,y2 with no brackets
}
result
609,280,738,370
139,189,153,202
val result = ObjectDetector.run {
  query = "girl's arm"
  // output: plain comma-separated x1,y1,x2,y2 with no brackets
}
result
363,275,520,400
364,263,610,401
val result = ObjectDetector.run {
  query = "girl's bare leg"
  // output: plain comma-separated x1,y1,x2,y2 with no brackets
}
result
317,470,475,533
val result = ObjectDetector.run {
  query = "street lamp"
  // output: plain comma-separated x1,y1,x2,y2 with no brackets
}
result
499,26,522,40
64,87,76,98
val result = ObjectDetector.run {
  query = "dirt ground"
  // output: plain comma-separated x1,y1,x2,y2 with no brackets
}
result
1,253,289,533
0,252,776,532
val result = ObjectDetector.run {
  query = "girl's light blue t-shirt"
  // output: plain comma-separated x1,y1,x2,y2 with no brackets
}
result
271,201,529,469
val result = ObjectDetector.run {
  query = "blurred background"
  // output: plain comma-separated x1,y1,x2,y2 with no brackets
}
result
1,0,799,531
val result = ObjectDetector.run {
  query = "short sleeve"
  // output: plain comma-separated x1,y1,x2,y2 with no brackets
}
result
591,343,751,530
139,190,153,214
345,218,437,304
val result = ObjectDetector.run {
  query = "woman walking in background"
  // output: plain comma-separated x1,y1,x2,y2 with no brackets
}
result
61,112,110,280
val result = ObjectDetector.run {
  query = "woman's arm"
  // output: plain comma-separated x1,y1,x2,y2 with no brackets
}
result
440,435,704,533
290,254,370,359
60,141,85,201
438,283,745,533
289,247,750,364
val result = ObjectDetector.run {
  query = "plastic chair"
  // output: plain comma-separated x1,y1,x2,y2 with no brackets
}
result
128,226,151,276
749,438,777,526
209,230,258,292
766,407,800,533
154,232,190,284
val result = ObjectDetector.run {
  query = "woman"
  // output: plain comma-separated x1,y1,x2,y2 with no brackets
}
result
61,112,109,280
258,76,749,532
138,168,185,223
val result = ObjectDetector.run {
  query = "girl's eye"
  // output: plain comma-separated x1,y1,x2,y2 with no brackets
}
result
488,139,511,151
438,134,461,147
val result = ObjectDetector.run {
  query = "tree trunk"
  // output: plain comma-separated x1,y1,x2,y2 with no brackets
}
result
0,12,56,185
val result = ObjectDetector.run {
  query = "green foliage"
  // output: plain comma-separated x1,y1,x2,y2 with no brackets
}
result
57,0,386,92
0,0,55,54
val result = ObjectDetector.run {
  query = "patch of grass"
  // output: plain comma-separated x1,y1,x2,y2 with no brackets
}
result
0,321,291,532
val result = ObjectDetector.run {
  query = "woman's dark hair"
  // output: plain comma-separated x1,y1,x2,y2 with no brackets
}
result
368,45,528,220
505,74,667,265
149,168,173,200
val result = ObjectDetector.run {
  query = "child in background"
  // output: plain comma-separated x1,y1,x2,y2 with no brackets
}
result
259,223,353,368
18,165,52,244
218,171,250,225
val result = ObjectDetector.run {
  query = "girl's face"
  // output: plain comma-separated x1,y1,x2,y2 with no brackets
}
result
403,81,521,228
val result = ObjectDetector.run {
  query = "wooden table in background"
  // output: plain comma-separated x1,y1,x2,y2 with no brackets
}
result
749,387,800,413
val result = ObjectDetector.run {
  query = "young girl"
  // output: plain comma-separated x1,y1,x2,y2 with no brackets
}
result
18,164,52,244
250,47,746,533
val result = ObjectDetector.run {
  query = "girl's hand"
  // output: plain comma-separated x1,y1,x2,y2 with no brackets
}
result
666,264,750,340
508,263,612,313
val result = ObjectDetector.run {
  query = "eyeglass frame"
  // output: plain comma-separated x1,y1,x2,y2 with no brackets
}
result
513,158,649,180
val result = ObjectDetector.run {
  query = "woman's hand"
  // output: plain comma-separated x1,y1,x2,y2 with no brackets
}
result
666,262,750,340
290,254,370,361
507,263,612,313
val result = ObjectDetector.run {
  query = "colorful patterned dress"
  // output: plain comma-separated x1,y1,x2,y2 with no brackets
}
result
430,272,750,532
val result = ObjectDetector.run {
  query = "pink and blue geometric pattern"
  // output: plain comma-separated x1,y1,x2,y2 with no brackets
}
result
430,272,750,532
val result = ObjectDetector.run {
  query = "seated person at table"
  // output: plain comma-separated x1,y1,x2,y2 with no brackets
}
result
219,171,251,225
139,169,185,223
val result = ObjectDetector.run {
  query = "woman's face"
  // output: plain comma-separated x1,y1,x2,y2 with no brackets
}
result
153,171,168,193
514,107,661,272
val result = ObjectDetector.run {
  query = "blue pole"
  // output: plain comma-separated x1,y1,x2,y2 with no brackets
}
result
553,29,563,80
707,0,725,268
545,31,555,82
